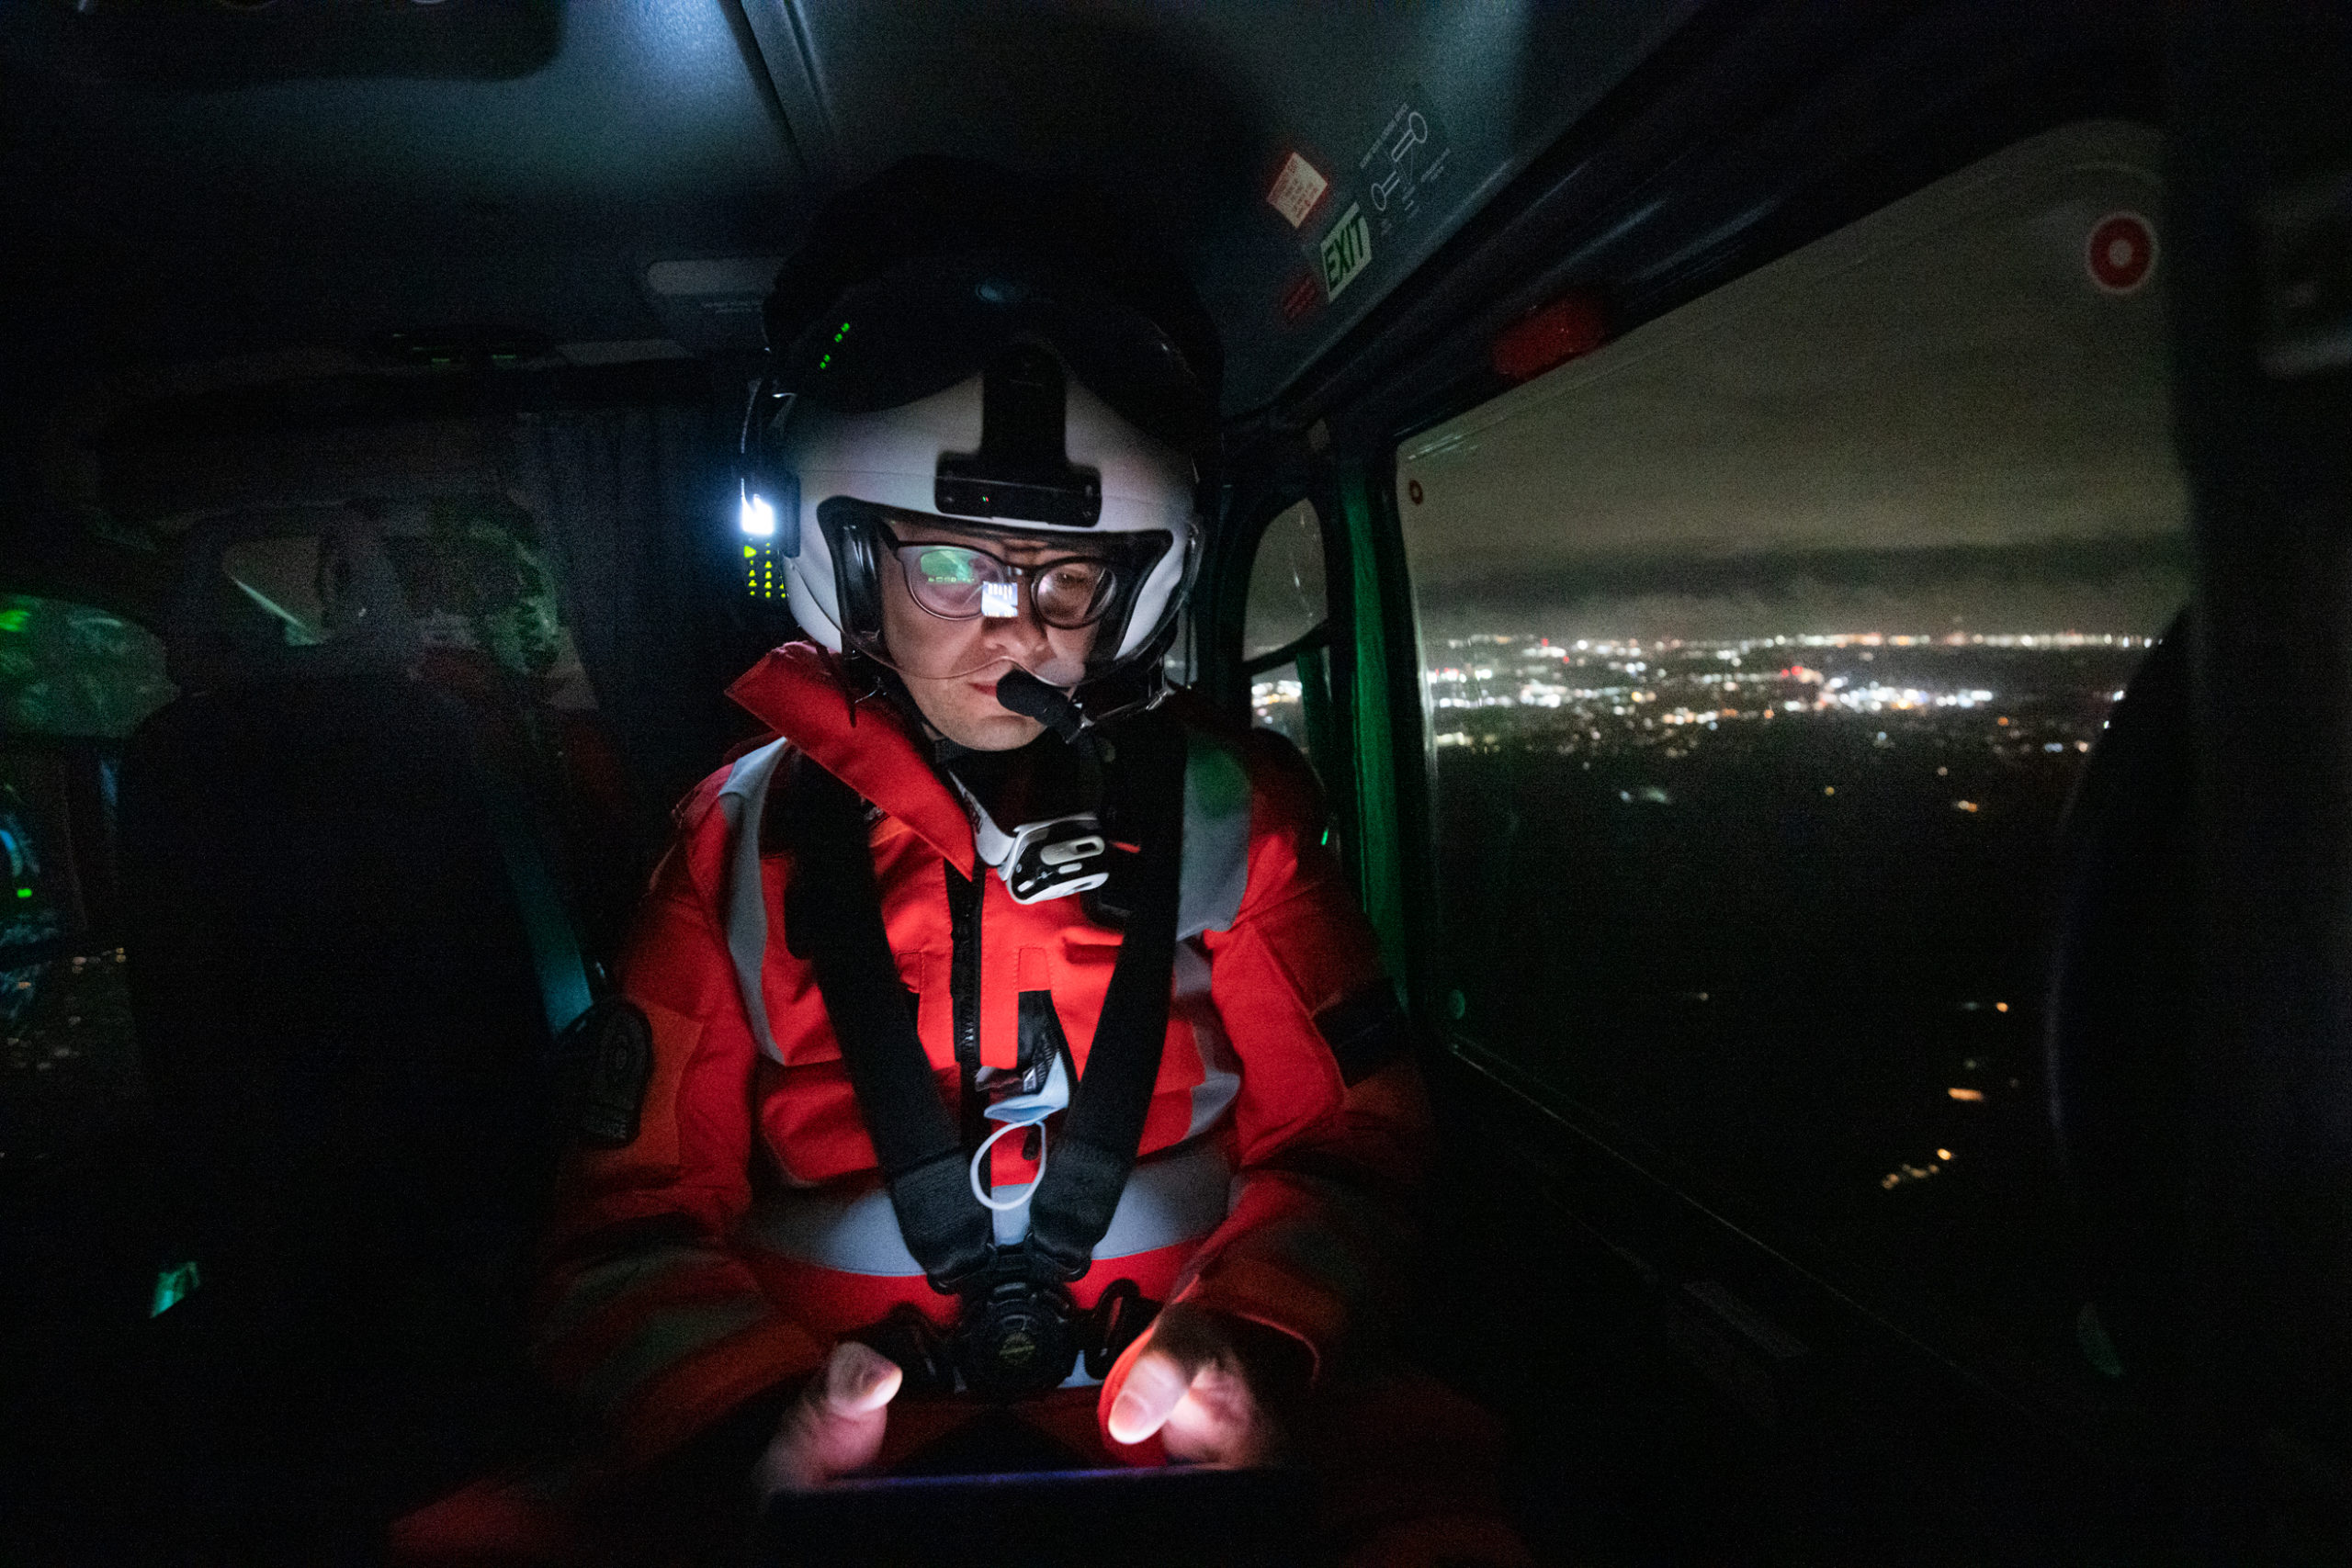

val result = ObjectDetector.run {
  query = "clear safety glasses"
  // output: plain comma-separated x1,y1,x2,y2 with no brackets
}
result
876,519,1122,630
817,496,1178,689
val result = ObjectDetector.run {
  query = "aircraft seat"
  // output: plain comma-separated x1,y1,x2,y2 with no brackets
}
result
115,513,580,1533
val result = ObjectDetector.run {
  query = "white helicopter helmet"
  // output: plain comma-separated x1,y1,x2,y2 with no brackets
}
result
739,164,1220,725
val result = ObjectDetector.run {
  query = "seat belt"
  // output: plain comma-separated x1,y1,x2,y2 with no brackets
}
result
784,711,1184,1296
481,765,657,1153
479,770,598,1042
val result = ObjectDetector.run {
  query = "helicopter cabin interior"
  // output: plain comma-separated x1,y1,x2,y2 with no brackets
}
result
5,0,2352,1562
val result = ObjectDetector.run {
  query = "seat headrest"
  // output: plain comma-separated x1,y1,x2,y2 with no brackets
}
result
164,514,424,691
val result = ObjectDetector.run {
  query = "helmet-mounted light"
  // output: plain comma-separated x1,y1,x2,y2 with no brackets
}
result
739,489,777,539
738,382,800,601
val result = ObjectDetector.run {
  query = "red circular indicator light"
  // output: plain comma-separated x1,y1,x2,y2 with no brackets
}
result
2086,212,2156,295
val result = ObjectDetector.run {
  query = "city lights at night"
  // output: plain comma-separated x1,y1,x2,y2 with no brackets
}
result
1258,627,2151,766
1392,610,2163,1352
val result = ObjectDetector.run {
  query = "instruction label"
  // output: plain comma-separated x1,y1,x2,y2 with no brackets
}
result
1358,86,1452,243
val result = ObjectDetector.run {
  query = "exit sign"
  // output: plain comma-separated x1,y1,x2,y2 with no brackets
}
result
1318,203,1372,301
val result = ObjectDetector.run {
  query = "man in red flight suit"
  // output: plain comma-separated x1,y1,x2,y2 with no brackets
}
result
397,164,1528,1568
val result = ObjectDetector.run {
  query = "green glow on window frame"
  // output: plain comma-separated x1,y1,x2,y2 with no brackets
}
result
150,1261,201,1317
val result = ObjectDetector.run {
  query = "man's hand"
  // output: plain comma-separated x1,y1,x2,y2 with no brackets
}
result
1102,1303,1308,1467
753,1340,903,1495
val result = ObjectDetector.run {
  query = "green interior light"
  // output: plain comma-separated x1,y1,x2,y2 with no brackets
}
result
14,887,29,898
151,1261,201,1317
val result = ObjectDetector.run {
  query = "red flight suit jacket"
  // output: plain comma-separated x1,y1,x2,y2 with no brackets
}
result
530,643,1429,1466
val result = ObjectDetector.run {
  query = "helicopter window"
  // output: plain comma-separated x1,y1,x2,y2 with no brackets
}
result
1395,121,2186,1364
1242,499,1332,764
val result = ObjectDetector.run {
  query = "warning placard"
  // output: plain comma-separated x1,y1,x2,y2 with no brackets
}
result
1266,151,1331,231
1280,268,1323,324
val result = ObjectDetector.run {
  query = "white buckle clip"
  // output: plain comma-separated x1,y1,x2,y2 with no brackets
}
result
1000,814,1111,904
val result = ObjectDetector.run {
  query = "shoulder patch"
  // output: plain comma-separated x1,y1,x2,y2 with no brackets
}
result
1179,727,1252,939
558,998,655,1147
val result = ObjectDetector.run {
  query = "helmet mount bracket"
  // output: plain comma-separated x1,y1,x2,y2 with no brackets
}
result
935,344,1102,527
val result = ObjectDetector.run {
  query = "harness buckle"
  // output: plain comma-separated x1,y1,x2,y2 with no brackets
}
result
998,814,1112,904
849,1303,959,1400
855,1264,1161,1403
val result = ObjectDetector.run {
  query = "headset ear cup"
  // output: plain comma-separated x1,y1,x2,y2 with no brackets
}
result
819,498,888,660
773,467,800,556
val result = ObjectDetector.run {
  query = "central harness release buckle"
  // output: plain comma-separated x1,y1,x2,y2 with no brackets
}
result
853,1269,1161,1404
958,1260,1081,1404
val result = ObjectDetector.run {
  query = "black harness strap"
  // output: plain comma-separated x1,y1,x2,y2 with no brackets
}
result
782,715,1185,1296
945,861,989,1162
788,755,993,1292
1023,713,1183,1281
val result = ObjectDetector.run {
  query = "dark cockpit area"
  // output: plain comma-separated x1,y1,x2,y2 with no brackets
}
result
8,2,2352,1564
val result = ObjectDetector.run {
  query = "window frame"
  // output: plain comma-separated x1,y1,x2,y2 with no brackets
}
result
1203,475,1363,883
1236,499,1338,785
1295,114,2181,1425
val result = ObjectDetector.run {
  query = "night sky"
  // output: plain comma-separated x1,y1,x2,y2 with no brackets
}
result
1396,122,2186,646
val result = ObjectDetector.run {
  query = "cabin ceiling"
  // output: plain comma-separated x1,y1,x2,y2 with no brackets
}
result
3,0,1701,418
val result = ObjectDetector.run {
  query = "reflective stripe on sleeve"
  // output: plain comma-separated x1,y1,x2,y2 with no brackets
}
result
716,738,791,1065
568,1294,779,1427
1175,940,1242,1138
1178,729,1251,940
537,1241,737,1350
